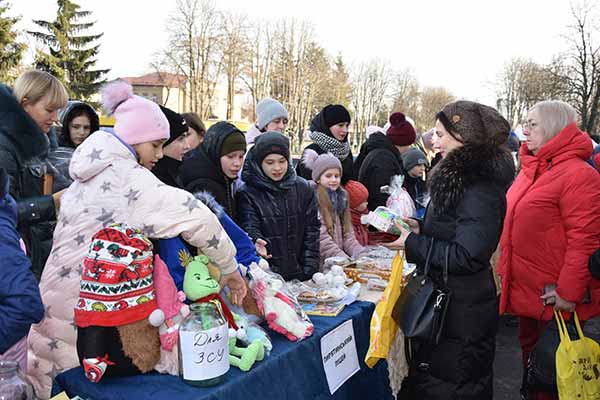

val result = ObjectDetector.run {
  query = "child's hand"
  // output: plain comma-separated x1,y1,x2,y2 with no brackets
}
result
220,271,247,306
255,239,272,259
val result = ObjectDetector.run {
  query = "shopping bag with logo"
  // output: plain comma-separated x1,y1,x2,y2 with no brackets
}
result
365,250,405,368
555,310,600,400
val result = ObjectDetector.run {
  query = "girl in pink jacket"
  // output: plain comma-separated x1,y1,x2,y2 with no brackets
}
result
302,150,365,269
27,80,245,398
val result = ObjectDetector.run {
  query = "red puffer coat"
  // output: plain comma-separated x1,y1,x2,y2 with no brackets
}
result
498,123,600,321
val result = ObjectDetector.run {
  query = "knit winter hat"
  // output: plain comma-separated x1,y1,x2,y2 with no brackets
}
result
402,148,428,172
220,131,247,156
74,224,160,328
440,100,510,147
101,80,169,145
256,98,289,130
302,149,342,182
322,104,351,128
345,180,369,209
253,131,290,164
386,112,416,146
160,106,188,147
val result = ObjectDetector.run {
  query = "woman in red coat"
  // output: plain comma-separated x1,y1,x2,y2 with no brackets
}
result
497,100,600,400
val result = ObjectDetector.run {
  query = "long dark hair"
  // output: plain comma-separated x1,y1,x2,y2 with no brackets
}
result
435,111,464,143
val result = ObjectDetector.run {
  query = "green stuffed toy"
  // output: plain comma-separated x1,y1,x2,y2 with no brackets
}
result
183,255,265,371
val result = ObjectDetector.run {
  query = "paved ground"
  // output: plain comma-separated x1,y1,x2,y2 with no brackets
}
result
493,315,600,399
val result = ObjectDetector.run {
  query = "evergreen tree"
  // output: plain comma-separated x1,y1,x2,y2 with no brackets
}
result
28,0,108,99
0,0,25,82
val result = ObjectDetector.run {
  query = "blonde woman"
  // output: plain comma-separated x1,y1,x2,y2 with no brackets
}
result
0,70,68,278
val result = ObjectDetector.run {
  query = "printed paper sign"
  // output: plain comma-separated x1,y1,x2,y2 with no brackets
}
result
180,324,230,380
321,319,360,394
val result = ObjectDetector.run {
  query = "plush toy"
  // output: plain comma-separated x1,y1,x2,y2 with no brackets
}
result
153,255,190,351
183,255,238,330
183,255,274,371
74,224,165,383
233,313,272,355
228,329,265,372
249,265,314,341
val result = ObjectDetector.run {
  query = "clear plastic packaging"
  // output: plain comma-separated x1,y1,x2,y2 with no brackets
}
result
360,206,411,235
382,175,416,218
247,265,314,342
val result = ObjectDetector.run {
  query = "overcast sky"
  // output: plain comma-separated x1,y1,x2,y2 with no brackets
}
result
10,0,577,106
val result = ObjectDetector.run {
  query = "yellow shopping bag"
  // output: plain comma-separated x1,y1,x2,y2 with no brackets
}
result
365,250,405,368
555,310,600,399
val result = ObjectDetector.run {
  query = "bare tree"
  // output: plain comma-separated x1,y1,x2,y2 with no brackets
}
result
561,1,600,134
220,11,249,120
390,68,420,125
158,0,223,118
417,87,455,133
241,22,275,118
350,59,393,149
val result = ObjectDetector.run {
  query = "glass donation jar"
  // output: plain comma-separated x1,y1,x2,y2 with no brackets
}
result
178,302,230,387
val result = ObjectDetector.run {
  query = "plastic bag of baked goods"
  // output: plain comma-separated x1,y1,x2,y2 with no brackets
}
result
382,175,415,218
365,249,405,368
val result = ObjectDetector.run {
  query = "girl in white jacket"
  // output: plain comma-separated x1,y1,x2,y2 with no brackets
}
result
27,80,245,399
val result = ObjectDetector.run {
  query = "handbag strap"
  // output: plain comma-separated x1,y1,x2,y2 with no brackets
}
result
443,245,449,286
423,237,435,276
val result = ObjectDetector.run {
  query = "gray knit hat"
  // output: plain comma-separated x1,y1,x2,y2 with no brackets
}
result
302,149,342,182
440,100,510,147
256,98,289,130
402,148,428,172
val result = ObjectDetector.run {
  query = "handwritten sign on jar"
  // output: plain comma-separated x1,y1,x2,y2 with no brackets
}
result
180,323,230,381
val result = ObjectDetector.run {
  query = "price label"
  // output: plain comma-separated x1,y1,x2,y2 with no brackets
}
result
180,324,230,380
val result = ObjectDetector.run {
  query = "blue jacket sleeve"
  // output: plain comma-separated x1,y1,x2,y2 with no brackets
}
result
219,212,260,267
0,192,44,353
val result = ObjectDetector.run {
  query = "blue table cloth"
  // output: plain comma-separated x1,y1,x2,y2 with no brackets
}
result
52,301,392,400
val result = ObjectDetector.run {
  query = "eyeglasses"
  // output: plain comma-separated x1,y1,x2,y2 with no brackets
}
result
523,121,539,130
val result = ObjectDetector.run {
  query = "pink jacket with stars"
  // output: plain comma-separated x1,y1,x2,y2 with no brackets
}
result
27,130,238,398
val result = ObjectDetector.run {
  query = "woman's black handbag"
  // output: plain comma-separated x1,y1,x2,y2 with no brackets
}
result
392,238,451,345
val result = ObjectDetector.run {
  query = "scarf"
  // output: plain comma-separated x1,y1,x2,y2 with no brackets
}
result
194,293,239,330
309,130,350,160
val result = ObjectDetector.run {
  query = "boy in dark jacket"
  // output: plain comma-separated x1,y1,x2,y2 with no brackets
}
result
237,132,320,281
0,168,44,372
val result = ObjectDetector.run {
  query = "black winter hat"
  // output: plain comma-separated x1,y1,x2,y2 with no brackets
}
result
322,104,351,128
160,105,188,147
253,131,290,164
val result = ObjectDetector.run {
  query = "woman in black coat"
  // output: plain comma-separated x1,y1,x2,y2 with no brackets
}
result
388,101,515,400
296,104,355,184
180,121,246,220
0,71,68,279
237,132,320,281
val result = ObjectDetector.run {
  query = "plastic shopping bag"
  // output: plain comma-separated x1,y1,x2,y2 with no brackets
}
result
365,250,405,368
555,310,600,399
383,175,415,218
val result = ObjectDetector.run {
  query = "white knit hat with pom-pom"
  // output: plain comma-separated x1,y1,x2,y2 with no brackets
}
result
101,79,169,145
302,149,342,182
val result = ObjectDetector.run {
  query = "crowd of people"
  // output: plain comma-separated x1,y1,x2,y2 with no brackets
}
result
0,69,599,400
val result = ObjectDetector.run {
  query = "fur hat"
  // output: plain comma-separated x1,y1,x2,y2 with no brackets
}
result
440,100,510,147
402,148,428,172
302,149,342,182
101,80,169,145
256,98,288,130
322,104,351,128
253,131,290,164
74,224,163,328
386,112,416,146
345,180,369,209
160,106,188,147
